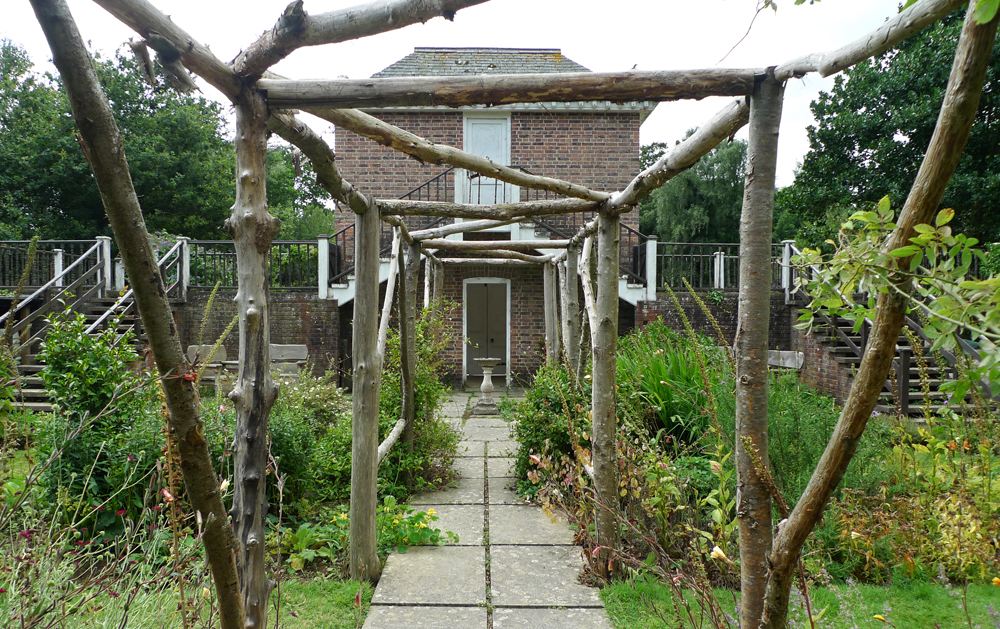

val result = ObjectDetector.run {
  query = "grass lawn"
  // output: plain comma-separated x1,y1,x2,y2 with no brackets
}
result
270,578,373,629
602,580,1000,628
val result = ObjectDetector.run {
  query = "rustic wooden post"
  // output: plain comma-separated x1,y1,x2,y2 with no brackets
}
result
423,253,432,310
559,244,582,375
433,259,444,303
543,261,560,363
29,1,244,624
735,68,783,629
377,227,401,356
591,210,620,579
226,87,282,629
400,240,420,487
350,203,382,582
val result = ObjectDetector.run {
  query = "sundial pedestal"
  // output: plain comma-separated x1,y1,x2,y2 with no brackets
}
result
472,357,502,415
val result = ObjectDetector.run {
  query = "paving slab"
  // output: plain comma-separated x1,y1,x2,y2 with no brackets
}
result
487,441,516,458
411,476,484,505
452,456,486,479
371,546,486,605
488,457,516,476
420,504,484,545
456,440,486,457
492,607,612,628
464,418,510,430
489,505,575,545
491,545,603,608
463,426,513,442
364,605,487,629
488,477,527,505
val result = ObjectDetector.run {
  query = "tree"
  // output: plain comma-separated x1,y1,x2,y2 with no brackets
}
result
0,41,236,239
649,133,747,243
778,9,1000,244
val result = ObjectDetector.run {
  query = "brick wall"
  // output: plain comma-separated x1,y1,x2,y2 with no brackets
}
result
635,290,794,351
438,264,546,385
796,328,855,405
332,110,641,233
173,289,339,374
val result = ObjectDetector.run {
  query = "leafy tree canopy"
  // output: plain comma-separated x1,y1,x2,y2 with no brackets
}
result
0,40,323,241
642,134,748,243
778,10,1000,245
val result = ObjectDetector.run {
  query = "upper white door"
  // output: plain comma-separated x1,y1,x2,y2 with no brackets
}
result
460,115,515,204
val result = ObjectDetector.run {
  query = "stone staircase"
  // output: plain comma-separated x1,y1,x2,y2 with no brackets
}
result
12,296,146,414
808,314,982,417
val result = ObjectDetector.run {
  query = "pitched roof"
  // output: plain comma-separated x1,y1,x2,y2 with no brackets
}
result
373,47,590,78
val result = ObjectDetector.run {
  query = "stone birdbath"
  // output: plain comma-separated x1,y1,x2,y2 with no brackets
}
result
472,357,503,415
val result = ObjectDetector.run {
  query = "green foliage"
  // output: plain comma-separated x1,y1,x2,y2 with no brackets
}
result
35,307,162,530
507,362,591,497
778,10,1000,244
648,134,747,244
617,320,712,441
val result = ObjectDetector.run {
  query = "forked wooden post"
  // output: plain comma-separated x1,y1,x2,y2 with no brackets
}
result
350,205,382,582
591,210,620,579
543,261,560,363
735,68,783,629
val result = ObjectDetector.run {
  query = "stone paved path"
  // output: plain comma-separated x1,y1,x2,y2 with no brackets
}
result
363,390,613,629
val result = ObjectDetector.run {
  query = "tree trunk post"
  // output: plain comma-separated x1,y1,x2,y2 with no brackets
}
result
543,261,560,363
350,205,383,582
400,240,420,487
591,210,620,580
226,88,281,629
560,245,582,374
736,68,783,629
29,1,244,625
433,259,444,303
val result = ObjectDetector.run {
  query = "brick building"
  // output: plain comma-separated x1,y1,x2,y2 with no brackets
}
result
330,47,656,385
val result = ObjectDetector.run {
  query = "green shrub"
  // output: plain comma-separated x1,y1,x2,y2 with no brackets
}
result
506,362,591,497
35,307,162,533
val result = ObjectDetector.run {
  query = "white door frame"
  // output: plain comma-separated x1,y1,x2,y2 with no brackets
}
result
462,277,511,387
457,112,517,205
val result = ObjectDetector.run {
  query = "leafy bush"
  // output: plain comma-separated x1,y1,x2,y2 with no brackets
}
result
35,307,162,531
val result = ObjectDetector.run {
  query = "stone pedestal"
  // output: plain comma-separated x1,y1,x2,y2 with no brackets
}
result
472,357,502,415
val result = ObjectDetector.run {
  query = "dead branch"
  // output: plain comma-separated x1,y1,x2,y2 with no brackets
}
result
418,238,569,251
379,197,598,220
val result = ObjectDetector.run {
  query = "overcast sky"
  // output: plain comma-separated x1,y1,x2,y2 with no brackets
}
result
4,0,907,188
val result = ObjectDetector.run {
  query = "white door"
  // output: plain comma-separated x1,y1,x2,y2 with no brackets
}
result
461,116,514,204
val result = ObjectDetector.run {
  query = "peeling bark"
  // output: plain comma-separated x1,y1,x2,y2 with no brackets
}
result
735,68,783,629
400,240,420,486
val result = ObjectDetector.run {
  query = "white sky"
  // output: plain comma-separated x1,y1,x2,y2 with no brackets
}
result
4,0,907,188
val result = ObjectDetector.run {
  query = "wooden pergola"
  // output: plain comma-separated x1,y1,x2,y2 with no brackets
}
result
26,0,989,627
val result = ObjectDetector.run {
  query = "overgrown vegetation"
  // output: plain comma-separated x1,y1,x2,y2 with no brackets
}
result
506,312,1000,627
0,298,459,627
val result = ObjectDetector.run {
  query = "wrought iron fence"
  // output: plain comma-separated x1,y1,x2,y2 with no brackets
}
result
0,240,102,288
189,241,322,289
655,242,785,291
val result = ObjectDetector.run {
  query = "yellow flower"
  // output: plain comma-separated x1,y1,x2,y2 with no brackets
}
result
428,508,436,516
393,518,399,524
850,531,863,540
710,546,727,561
202,587,211,600
873,615,888,623
993,576,1000,586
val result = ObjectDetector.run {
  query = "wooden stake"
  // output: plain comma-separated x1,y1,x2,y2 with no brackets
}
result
377,228,401,357
400,240,420,486
735,68,782,629
561,244,582,376
350,205,382,582
591,211,620,580
543,261,560,363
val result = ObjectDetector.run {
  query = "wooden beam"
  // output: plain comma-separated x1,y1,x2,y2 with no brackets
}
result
610,96,750,210
776,0,966,80
376,228,401,356
236,0,489,79
410,218,518,240
379,198,598,220
419,238,569,251
310,107,609,202
259,69,757,108
438,257,539,267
